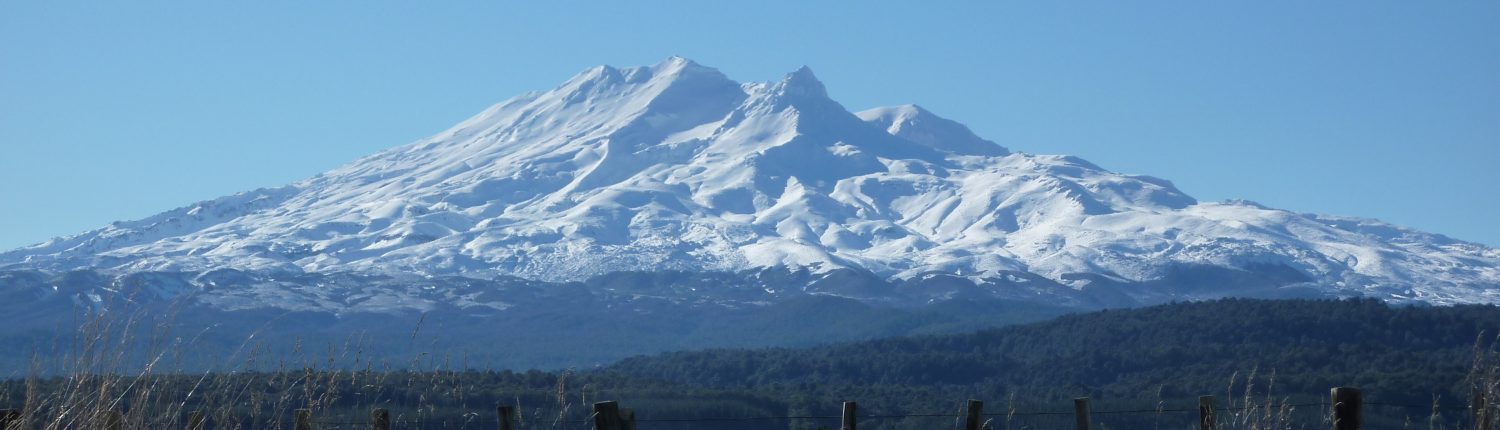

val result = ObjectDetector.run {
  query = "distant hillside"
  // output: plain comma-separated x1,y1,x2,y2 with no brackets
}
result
8,299,1499,429
606,299,1500,413
0,268,1075,372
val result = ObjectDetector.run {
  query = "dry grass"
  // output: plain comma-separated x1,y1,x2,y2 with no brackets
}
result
5,297,1500,430
1216,368,1306,430
0,296,598,430
1463,333,1500,430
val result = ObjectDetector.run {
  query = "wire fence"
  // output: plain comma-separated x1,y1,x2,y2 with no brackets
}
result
2,391,1485,429
281,398,1488,430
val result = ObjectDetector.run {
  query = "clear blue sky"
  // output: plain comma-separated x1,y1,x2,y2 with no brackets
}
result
2,1,1497,249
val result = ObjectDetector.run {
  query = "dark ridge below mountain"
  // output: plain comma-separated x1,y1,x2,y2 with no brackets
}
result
604,298,1500,410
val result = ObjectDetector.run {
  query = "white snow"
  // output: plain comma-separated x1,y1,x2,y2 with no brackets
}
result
3,57,1497,305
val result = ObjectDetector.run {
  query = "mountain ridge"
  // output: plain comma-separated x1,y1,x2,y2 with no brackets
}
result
3,57,1497,307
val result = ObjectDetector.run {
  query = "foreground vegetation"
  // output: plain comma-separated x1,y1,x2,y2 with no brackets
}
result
3,298,1499,428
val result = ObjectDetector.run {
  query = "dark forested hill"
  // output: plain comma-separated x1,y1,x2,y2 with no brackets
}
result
606,299,1500,413
8,299,1500,429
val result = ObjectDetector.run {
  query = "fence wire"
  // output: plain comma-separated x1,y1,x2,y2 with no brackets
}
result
6,397,1486,429
283,400,1487,430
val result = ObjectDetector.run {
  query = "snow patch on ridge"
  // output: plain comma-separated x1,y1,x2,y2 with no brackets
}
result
2,57,1497,306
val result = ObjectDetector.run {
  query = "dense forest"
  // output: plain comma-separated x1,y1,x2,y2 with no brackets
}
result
4,298,1499,429
608,298,1497,404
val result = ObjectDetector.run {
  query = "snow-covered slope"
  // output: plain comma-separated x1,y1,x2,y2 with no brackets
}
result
4,57,1497,305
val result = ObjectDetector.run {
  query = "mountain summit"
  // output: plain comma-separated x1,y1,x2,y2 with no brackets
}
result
3,58,1497,306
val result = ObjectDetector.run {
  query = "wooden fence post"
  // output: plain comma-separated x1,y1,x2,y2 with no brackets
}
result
294,408,312,430
498,405,516,430
371,408,390,430
594,401,622,430
842,401,857,430
1199,395,1217,430
1074,397,1091,430
103,410,123,430
965,399,984,430
621,408,637,430
1476,389,1492,430
0,409,20,430
187,410,206,430
1331,387,1362,430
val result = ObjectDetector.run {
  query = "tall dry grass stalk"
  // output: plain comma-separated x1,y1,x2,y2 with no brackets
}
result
0,293,591,430
1464,333,1500,430
1217,368,1305,430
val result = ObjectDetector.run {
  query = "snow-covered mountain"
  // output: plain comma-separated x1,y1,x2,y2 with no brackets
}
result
4,57,1498,306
